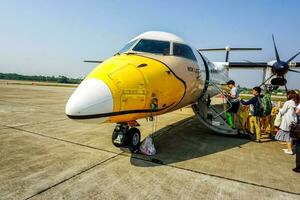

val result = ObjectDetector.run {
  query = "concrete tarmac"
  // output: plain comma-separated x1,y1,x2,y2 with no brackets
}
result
0,83,300,200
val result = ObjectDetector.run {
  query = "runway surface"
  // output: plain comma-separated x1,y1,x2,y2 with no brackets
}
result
0,82,299,200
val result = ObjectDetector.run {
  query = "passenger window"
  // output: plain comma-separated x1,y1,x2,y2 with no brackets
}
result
132,39,170,55
173,43,197,61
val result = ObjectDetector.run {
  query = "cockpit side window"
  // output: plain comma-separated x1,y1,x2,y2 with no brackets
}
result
132,39,170,55
173,43,197,61
118,40,137,54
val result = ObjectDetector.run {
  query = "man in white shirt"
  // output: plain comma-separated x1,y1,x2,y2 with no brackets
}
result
226,80,240,128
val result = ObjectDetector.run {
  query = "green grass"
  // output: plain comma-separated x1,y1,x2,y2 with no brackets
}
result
240,94,286,102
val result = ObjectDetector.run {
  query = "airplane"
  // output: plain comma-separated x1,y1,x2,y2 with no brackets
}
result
65,31,300,152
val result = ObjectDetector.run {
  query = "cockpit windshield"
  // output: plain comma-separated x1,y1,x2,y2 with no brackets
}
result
173,43,197,61
118,40,137,54
132,39,170,55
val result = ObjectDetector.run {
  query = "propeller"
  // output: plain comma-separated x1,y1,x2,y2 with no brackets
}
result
241,35,299,95
268,35,300,76
267,35,300,94
203,35,300,95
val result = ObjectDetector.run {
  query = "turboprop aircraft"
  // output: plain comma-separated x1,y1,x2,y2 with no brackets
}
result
65,31,300,151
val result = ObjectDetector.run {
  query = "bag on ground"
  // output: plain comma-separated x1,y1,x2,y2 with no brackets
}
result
140,136,156,155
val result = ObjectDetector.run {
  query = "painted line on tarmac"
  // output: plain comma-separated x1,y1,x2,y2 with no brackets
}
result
5,126,123,199
2,118,68,130
0,99,47,109
5,116,193,156
24,153,121,200
7,123,300,197
0,125,9,129
12,118,68,128
0,128,12,134
127,154,300,196
7,126,120,155
169,164,300,196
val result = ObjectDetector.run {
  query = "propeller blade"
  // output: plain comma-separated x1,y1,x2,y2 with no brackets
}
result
83,60,103,63
284,79,288,98
286,51,300,63
288,69,300,73
272,34,280,62
259,74,275,87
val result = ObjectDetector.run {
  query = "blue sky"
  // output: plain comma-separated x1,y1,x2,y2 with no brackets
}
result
0,0,299,88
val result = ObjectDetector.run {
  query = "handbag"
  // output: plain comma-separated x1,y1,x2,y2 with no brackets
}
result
274,112,282,127
290,122,300,139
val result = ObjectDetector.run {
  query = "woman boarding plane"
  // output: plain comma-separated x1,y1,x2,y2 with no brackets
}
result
65,31,229,151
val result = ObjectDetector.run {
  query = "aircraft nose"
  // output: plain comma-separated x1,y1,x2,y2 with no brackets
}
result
65,78,113,120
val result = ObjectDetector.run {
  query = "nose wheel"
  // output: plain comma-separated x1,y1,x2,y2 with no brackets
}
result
112,123,141,152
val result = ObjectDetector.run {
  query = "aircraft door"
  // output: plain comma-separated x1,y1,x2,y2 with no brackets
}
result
108,65,147,111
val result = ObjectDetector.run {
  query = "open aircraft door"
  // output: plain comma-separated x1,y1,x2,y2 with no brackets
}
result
192,51,240,136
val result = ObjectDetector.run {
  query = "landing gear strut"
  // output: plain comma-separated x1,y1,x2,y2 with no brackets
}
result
112,122,141,152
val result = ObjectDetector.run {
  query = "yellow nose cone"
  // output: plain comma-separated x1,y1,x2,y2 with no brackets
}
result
85,54,185,122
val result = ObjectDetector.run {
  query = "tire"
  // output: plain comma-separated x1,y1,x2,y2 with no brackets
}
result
112,130,122,147
127,128,141,149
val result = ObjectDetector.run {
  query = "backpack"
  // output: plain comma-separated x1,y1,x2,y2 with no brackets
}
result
256,95,272,117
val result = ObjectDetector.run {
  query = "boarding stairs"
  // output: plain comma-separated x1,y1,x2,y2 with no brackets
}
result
192,81,240,135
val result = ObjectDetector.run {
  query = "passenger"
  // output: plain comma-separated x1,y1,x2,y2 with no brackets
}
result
275,90,299,155
293,103,300,173
226,80,240,128
240,86,262,142
260,116,270,134
239,105,250,131
262,85,273,134
270,103,280,138
274,101,284,135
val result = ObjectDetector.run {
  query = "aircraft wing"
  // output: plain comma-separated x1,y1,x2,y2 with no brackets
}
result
198,47,262,62
228,62,300,68
198,48,262,51
227,62,268,68
294,62,300,67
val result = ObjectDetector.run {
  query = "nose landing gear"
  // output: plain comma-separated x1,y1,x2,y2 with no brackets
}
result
112,122,141,152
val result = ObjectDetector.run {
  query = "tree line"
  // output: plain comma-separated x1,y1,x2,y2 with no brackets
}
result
0,73,82,84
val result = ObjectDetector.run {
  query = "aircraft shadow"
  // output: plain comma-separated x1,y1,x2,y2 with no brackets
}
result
130,116,250,167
